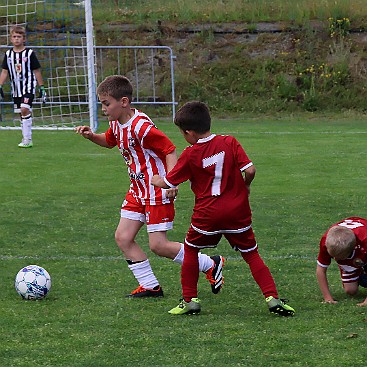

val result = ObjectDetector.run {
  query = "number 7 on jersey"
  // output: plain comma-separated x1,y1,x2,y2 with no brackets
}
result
202,151,225,196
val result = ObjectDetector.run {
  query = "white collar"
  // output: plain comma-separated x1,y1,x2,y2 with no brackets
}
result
117,108,138,128
197,134,216,144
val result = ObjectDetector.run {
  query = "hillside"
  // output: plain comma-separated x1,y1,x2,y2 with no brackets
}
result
96,19,367,115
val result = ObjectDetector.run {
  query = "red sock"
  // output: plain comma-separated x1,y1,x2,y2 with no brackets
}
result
182,243,200,302
241,249,278,299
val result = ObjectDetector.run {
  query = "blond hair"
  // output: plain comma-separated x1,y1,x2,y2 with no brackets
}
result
325,226,356,259
10,25,26,37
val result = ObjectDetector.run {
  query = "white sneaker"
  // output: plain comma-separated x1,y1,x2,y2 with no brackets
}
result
18,140,33,148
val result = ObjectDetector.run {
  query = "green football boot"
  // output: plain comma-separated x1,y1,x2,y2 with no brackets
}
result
18,139,33,148
168,298,201,315
266,296,295,317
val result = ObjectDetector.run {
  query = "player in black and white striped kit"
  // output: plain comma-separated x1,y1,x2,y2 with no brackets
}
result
0,25,47,148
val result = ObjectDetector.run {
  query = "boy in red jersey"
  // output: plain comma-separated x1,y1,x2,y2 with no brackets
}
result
151,101,295,316
316,217,367,306
75,76,224,298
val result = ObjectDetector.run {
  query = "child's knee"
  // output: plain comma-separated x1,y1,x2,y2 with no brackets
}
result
345,289,358,296
149,239,166,255
115,231,131,250
343,283,359,296
20,107,31,117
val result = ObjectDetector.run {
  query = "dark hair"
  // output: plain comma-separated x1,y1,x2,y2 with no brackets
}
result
174,101,211,133
96,75,133,102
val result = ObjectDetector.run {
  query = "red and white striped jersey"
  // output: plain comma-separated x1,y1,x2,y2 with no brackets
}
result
105,109,176,205
317,217,367,270
164,134,253,231
1,48,41,97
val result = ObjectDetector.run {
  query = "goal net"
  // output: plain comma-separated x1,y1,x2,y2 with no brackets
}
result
0,0,97,130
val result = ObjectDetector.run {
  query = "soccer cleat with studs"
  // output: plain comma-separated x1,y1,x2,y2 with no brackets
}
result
125,285,164,298
168,298,201,315
18,139,33,148
205,255,225,294
266,296,295,317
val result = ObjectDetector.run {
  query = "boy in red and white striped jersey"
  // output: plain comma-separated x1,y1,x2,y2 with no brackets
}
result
317,217,367,306
75,76,224,298
152,101,295,316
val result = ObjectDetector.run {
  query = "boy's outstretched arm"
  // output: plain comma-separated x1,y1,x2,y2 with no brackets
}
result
316,264,337,304
151,175,169,189
75,125,112,148
151,174,177,199
161,150,179,198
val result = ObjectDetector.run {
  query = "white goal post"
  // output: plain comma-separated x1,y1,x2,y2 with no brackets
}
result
85,0,97,132
0,0,177,131
0,0,97,131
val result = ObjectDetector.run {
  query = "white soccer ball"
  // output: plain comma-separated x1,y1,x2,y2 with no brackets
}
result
15,265,52,300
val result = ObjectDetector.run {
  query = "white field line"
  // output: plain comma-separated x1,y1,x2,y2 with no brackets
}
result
221,131,367,135
0,254,314,262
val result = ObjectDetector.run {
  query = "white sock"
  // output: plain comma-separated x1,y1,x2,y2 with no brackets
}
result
173,243,214,273
21,115,32,141
172,243,184,264
198,252,214,272
127,259,159,289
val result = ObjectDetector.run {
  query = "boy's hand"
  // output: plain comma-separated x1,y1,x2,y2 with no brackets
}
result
0,86,4,102
322,299,338,304
75,125,93,140
165,187,178,199
38,86,47,104
151,174,171,190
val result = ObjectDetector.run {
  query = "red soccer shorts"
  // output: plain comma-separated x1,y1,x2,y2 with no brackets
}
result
185,223,257,252
120,191,175,233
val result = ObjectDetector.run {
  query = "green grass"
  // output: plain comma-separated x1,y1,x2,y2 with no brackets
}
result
90,0,367,25
90,4,367,116
5,0,366,25
1,117,367,366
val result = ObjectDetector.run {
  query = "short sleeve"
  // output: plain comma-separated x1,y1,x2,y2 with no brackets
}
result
317,234,332,267
142,126,176,156
2,54,8,69
104,127,117,147
231,137,252,171
165,148,191,186
29,51,41,70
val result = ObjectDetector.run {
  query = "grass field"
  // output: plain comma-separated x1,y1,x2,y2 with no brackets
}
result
1,116,367,366
92,0,367,25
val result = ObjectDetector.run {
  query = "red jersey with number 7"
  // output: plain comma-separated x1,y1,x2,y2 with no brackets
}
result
164,134,253,231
